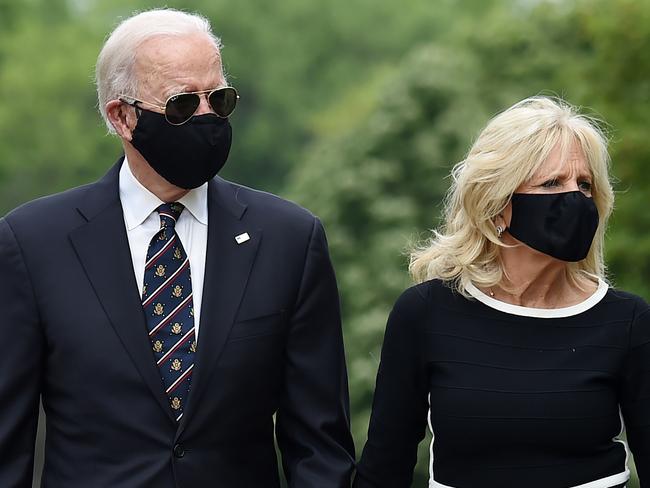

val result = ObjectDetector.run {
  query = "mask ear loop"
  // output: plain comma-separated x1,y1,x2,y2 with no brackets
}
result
124,101,142,140
127,103,141,136
119,98,143,119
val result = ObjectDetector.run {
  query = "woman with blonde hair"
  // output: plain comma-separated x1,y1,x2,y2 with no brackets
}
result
354,96,649,488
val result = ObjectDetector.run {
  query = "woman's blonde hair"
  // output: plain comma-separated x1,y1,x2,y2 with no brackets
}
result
409,96,614,295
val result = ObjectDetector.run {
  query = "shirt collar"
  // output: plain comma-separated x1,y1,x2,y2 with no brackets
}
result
119,156,208,230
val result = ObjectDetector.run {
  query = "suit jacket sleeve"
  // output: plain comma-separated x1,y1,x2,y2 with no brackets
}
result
275,217,355,487
0,218,44,487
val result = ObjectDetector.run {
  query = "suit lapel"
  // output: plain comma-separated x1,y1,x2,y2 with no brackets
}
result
69,161,176,425
177,178,261,434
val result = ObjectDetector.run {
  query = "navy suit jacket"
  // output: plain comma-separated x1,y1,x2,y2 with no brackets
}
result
0,159,355,487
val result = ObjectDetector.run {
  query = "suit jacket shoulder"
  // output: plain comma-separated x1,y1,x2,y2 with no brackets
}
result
4,162,120,242
215,177,317,229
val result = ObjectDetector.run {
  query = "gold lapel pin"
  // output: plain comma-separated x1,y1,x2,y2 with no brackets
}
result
235,232,250,244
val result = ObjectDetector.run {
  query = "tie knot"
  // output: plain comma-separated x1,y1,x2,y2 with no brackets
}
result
157,202,184,230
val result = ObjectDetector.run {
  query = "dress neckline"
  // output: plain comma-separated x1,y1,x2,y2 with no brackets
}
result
466,278,609,318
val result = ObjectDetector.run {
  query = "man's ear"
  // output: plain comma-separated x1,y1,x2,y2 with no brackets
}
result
106,100,136,141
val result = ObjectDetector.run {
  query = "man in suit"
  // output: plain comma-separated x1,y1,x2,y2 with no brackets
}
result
0,8,355,487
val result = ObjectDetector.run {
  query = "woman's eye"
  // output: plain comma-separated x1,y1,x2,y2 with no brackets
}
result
579,180,592,192
540,178,560,188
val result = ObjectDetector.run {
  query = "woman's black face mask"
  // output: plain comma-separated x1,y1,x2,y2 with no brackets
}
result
130,108,232,190
507,191,599,262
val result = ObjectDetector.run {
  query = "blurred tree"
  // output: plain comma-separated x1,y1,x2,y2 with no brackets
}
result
0,0,118,212
191,0,493,188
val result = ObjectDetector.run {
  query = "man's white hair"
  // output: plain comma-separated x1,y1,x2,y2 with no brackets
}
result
95,8,223,132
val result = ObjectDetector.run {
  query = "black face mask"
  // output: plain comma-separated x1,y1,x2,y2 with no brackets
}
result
507,191,599,262
130,109,232,189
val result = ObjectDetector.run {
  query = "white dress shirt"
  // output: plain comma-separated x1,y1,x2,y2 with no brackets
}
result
119,158,208,340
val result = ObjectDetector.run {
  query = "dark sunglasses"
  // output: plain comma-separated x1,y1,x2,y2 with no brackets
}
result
119,86,239,125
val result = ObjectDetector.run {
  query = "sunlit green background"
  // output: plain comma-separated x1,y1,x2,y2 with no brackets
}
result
2,0,647,486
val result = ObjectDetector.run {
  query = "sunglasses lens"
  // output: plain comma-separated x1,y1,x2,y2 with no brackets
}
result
166,93,200,125
209,87,238,117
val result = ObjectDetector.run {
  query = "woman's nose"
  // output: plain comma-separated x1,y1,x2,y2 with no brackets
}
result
566,180,581,192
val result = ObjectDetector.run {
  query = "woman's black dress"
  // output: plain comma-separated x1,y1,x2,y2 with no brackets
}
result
354,279,649,487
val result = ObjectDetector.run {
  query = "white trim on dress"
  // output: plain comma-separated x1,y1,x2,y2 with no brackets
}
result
429,470,629,488
465,278,608,318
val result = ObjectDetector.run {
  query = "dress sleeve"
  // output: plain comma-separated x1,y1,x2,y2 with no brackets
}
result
621,300,650,486
354,285,430,488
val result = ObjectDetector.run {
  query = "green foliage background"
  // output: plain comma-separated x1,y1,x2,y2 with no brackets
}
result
2,0,647,485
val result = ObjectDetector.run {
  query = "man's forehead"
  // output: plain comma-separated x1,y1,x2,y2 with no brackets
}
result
136,34,221,68
134,34,223,96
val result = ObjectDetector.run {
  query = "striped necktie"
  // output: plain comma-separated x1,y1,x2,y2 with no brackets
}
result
142,202,196,421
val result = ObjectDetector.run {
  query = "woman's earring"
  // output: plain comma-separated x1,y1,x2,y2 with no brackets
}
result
496,225,504,239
